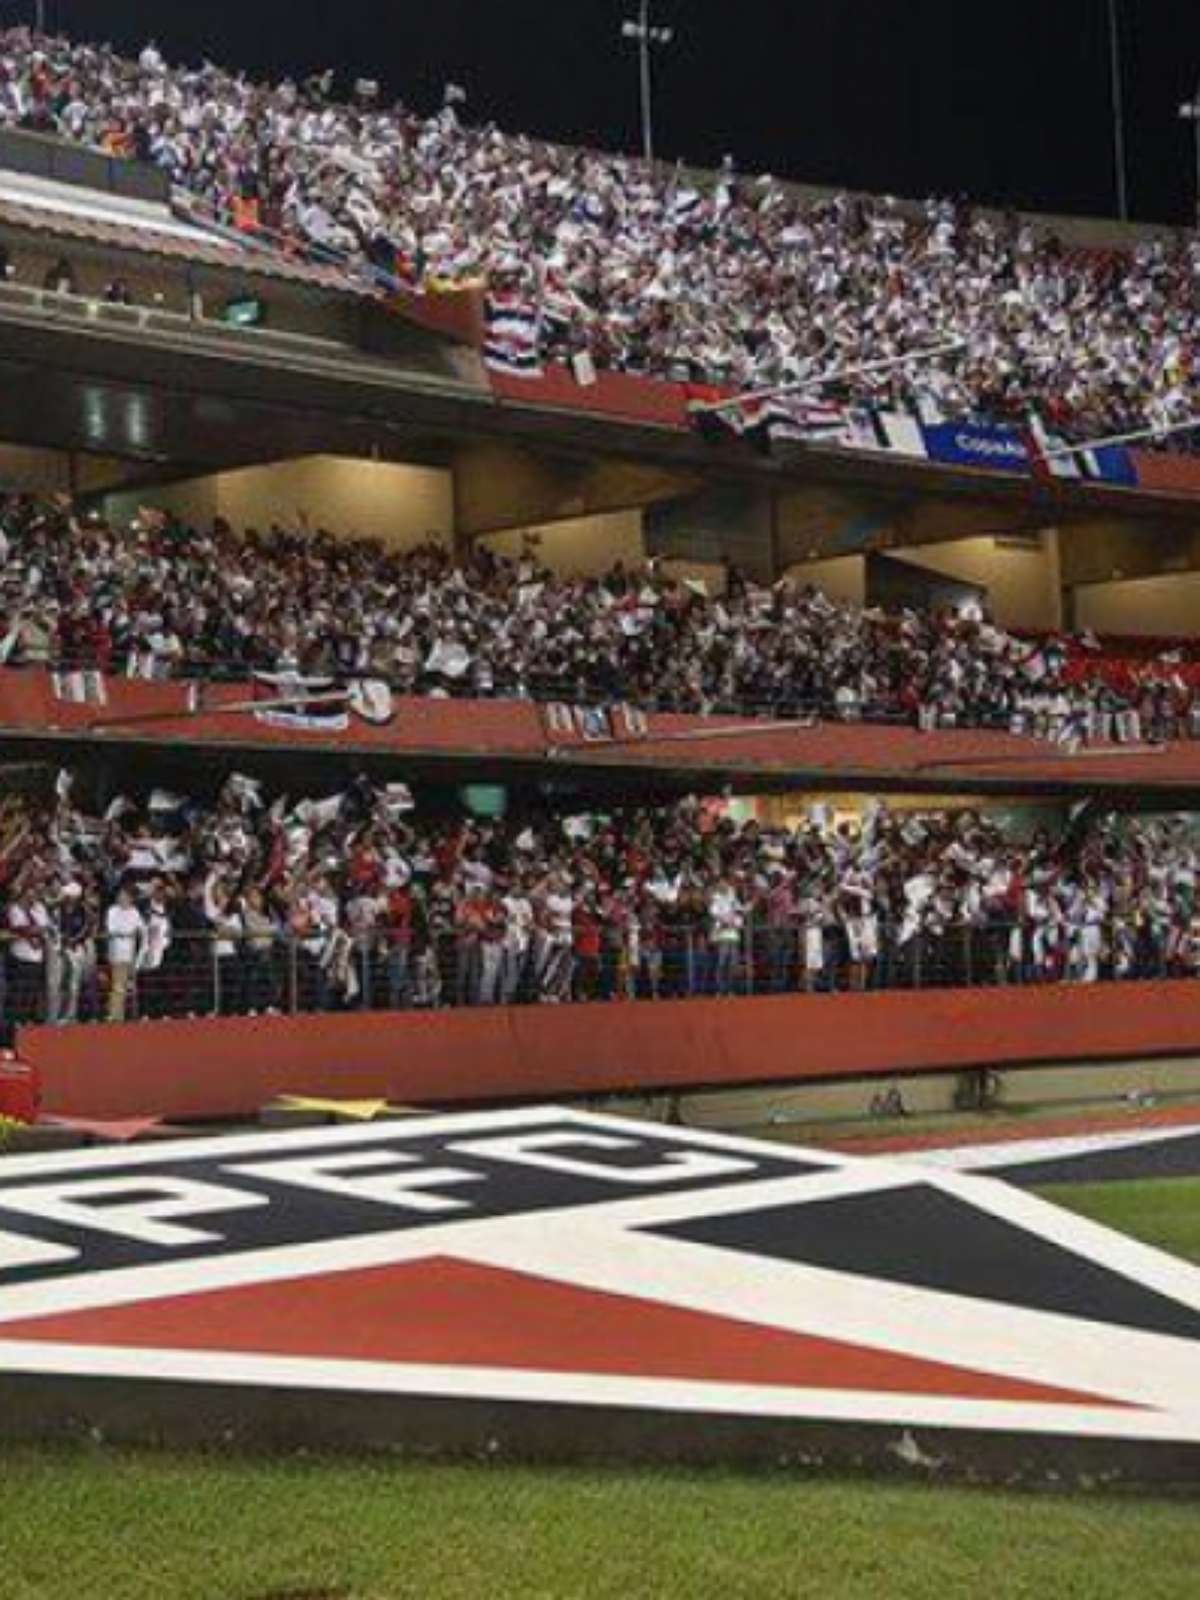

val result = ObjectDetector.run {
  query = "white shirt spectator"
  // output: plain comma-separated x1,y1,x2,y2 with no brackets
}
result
106,902,146,967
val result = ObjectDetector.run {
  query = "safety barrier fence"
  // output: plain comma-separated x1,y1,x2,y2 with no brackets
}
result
2,920,1196,1039
25,654,1200,744
0,275,362,359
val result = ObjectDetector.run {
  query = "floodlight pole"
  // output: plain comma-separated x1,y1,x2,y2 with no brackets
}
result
1107,0,1130,221
622,2,673,165
1180,75,1200,228
638,0,653,163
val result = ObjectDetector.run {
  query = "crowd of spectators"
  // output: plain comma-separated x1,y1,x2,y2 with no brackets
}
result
2,494,1197,737
0,26,1197,438
0,770,1196,1034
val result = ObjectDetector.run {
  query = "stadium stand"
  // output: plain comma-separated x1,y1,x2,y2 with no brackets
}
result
2,494,1198,738
0,24,1196,443
0,774,1196,1035
0,25,1192,1124
2,19,1200,1516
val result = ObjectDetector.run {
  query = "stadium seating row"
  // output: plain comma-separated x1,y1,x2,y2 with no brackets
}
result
3,495,1197,736
1,773,1195,1036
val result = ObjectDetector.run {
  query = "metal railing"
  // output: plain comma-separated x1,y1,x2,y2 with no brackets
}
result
0,274,350,357
24,651,1200,742
0,123,170,202
0,919,1194,1036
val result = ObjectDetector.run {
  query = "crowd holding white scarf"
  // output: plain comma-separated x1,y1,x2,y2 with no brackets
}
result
0,776,1196,1030
0,26,1197,437
1,496,1196,736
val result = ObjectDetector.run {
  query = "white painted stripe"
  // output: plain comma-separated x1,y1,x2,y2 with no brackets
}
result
1,1341,1195,1443
0,1171,837,1323
900,1122,1200,1174
0,1104,838,1181
464,1213,1200,1417
929,1168,1200,1316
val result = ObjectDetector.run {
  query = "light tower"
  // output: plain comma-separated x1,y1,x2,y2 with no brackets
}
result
1180,77,1200,228
621,2,674,165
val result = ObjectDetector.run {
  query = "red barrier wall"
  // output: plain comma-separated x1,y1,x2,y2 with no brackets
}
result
1129,450,1200,497
21,982,1200,1122
395,284,486,348
4,671,1200,788
489,363,702,428
0,1057,38,1124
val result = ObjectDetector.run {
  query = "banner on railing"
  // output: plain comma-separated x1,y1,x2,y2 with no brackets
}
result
253,671,349,732
483,290,544,378
690,394,1145,486
1026,414,1139,487
251,672,396,732
917,420,1031,475
542,703,651,746
51,670,108,707
846,407,928,457
715,394,858,449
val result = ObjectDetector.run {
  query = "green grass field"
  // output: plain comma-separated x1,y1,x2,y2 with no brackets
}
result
1,1174,1196,1600
1,1450,1198,1600
1034,1176,1200,1264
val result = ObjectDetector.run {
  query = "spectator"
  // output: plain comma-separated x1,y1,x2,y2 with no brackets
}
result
709,874,744,996
499,872,534,1003
56,880,97,1024
7,883,48,1024
138,880,173,1018
241,886,280,1012
104,884,145,1021
536,870,575,1002
43,255,76,294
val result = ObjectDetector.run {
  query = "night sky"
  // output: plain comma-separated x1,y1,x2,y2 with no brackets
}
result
30,1,1200,225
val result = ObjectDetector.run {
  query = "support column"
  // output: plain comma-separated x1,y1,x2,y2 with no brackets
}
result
643,482,776,584
453,441,699,543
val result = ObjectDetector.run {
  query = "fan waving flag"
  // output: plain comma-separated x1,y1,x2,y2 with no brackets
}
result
484,289,544,378
694,392,854,452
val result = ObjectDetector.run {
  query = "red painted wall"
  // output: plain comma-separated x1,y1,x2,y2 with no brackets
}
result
489,363,709,428
1129,451,1200,497
0,1057,38,1124
394,284,486,348
4,671,1199,788
20,982,1200,1122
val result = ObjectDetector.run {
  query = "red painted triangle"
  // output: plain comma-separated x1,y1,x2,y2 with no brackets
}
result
2,1255,1129,1407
